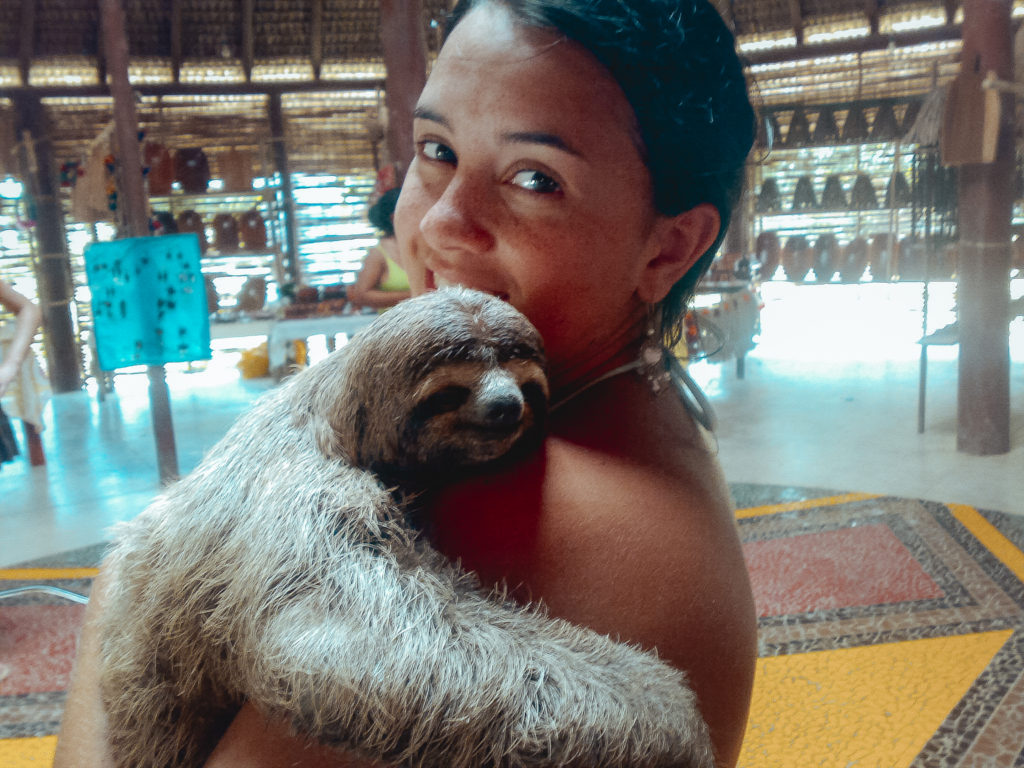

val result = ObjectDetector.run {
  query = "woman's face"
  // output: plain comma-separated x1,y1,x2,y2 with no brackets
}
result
394,3,670,384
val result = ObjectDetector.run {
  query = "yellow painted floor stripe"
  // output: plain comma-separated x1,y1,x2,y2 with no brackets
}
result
736,492,881,519
0,567,100,581
950,504,1024,583
0,735,57,766
740,629,1014,768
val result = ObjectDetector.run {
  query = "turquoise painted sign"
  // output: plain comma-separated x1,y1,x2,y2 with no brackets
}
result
84,233,211,370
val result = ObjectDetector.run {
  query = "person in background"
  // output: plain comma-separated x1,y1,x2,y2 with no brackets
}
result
346,187,411,312
55,0,758,765
0,278,42,466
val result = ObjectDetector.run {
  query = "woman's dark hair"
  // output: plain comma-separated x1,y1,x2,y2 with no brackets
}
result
446,0,755,343
368,187,402,237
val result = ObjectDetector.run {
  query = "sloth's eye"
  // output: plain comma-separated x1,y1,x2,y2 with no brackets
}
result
421,386,471,415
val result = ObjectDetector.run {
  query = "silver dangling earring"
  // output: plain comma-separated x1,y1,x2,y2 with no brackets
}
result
639,305,671,394
642,304,718,433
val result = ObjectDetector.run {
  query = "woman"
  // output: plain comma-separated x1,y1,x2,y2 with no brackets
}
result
55,1,757,765
0,278,42,466
346,187,411,312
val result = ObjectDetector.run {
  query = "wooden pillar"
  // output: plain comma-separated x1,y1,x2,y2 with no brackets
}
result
379,0,427,181
102,0,179,482
268,93,301,285
956,0,1013,455
11,94,83,394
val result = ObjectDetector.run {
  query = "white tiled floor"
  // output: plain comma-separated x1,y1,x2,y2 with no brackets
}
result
2,280,1022,566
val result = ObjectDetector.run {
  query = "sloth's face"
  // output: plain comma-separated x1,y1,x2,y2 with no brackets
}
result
331,288,549,482
400,356,548,471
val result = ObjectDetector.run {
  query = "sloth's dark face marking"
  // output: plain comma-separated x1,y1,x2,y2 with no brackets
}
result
399,356,548,475
343,288,549,484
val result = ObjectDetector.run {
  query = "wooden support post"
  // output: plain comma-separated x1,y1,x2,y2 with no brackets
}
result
268,93,301,285
956,0,1013,455
11,95,83,394
379,0,427,181
101,0,180,482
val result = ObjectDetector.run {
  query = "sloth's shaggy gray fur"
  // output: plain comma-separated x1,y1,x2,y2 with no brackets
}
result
100,288,713,768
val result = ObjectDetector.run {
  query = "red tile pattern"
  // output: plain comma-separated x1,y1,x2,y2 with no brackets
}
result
744,522,945,617
0,605,86,696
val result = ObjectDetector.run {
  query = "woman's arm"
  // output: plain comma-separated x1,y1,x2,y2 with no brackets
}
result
346,247,410,310
52,565,117,768
0,280,42,396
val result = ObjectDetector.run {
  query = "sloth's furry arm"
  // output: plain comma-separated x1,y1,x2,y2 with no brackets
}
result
102,385,713,768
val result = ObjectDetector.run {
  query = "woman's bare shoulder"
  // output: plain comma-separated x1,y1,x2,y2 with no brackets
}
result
529,384,757,766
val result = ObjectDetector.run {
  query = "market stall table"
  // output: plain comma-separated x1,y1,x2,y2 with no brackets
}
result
267,313,377,372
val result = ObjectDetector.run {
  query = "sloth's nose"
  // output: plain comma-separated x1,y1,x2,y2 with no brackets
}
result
483,394,524,428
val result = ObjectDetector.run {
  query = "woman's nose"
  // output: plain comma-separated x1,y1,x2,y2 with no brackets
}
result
418,174,495,256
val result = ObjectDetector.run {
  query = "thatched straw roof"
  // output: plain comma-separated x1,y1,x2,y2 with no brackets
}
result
0,0,1012,174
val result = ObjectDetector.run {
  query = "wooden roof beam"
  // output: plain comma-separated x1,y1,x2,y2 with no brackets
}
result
242,0,255,81
0,78,386,100
744,23,961,66
788,0,805,46
18,0,36,87
311,0,324,81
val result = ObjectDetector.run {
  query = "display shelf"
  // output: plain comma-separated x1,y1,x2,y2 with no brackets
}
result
751,139,922,282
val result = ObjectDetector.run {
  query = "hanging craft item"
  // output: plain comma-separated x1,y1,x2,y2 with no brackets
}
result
791,174,818,210
175,210,208,254
144,142,174,196
755,112,781,150
885,171,912,208
811,233,841,283
841,105,870,142
849,173,878,209
174,147,211,193
811,107,840,144
755,178,781,212
839,236,869,283
238,208,267,251
868,233,893,281
151,211,177,235
212,213,240,253
820,174,847,209
869,103,899,141
784,107,811,147
70,123,115,223
900,99,922,137
236,276,268,313
781,235,812,282
218,148,254,193
941,68,1000,166
754,230,781,279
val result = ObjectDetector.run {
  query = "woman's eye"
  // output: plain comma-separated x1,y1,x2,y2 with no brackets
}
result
419,140,456,164
510,169,561,194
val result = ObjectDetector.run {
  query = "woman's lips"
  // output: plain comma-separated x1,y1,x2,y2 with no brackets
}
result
430,271,509,301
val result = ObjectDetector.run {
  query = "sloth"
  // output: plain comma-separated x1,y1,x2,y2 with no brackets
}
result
99,288,713,768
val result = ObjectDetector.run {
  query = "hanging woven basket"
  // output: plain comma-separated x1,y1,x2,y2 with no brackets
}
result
755,230,781,280
840,237,869,283
781,235,812,282
812,233,841,283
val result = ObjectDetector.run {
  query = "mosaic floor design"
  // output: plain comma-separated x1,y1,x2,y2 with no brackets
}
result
1,489,1023,767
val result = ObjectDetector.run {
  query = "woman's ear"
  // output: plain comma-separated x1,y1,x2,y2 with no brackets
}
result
637,203,720,304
